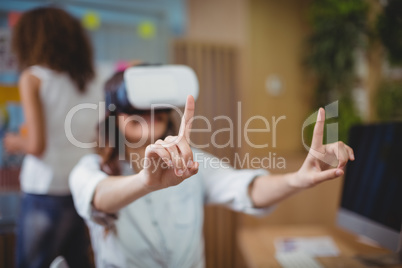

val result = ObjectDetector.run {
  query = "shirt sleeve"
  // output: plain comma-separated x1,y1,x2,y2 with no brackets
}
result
69,154,109,221
194,149,275,217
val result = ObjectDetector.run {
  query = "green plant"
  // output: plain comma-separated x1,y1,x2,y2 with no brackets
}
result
376,80,402,121
304,0,368,143
306,0,369,105
377,0,402,66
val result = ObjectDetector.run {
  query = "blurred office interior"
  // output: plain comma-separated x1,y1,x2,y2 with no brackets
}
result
0,0,401,267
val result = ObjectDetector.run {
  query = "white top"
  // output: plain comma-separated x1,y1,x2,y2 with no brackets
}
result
69,148,274,268
20,66,101,195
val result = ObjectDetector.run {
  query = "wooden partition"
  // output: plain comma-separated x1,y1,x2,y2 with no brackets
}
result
173,40,243,268
0,233,15,268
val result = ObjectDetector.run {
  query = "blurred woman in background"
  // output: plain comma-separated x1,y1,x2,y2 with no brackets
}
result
4,7,98,267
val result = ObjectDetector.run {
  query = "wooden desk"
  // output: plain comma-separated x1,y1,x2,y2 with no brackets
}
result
238,225,401,268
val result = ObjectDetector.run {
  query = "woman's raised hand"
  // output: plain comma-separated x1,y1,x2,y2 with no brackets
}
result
141,95,199,191
291,108,355,188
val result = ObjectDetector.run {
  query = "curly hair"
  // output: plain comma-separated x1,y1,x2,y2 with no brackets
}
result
11,6,94,92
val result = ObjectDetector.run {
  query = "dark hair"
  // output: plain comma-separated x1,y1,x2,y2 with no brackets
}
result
11,6,94,92
98,71,176,175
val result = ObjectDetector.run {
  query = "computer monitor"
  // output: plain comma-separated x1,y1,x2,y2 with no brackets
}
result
337,122,402,251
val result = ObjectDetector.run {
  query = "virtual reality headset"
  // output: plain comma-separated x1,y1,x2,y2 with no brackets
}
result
106,64,199,114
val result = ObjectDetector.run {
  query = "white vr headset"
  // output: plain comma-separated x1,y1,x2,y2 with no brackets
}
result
112,64,199,112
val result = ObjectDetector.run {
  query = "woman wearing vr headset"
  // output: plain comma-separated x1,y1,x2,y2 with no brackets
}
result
70,67,354,268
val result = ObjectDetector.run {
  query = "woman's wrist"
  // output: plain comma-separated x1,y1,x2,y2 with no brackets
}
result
136,170,159,194
286,171,305,190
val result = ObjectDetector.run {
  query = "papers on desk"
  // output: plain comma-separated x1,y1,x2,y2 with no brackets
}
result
274,236,340,257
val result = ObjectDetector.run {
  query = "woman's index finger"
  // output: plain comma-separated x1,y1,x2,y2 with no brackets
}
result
179,95,195,138
311,107,325,149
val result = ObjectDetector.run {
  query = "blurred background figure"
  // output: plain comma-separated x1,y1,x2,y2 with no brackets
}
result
0,0,401,267
3,6,99,268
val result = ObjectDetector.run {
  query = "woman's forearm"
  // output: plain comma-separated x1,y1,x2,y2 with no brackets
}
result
3,133,28,154
93,171,152,213
249,172,302,208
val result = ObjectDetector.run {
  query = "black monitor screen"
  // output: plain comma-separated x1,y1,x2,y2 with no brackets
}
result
341,123,402,232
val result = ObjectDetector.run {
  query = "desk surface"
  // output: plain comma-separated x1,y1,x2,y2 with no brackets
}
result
238,225,401,268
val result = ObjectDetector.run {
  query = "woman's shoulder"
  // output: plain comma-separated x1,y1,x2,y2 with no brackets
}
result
70,153,104,180
26,65,55,79
18,68,41,95
70,154,103,174
27,65,77,84
19,68,41,85
77,153,102,167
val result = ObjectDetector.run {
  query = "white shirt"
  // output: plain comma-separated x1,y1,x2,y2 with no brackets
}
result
20,66,101,195
69,148,274,268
